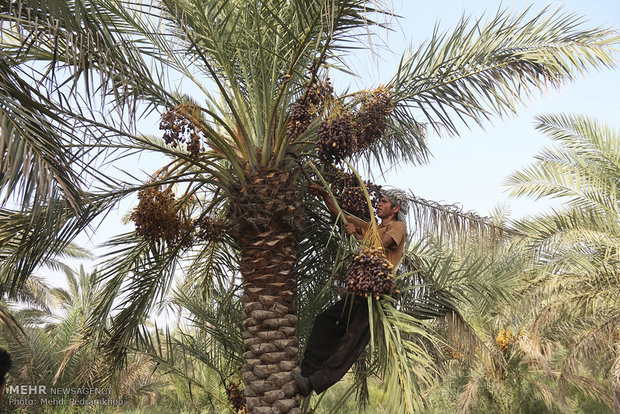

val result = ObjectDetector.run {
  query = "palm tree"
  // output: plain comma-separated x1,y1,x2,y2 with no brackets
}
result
505,113,620,412
424,111,620,413
0,266,165,409
2,1,619,412
397,221,534,414
416,237,608,414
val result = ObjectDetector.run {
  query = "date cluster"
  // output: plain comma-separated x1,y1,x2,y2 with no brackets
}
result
345,248,396,298
160,103,205,158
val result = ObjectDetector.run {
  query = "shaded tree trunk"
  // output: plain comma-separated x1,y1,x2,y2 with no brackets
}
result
232,169,303,414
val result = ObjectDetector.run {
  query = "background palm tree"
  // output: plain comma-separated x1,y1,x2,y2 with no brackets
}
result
1,1,619,413
506,113,620,412
409,177,617,414
0,266,164,411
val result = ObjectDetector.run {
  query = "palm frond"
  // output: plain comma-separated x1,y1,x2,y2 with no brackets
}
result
0,304,27,345
369,299,437,413
169,284,244,379
87,231,184,369
456,370,480,414
0,67,85,210
439,310,502,374
389,7,618,136
558,314,620,386
508,114,619,214
0,194,117,294
405,192,523,250
559,372,614,409
2,0,168,111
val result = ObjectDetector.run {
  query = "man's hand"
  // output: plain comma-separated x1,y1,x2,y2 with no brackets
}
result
344,222,356,235
344,222,364,240
308,183,327,197
308,183,366,235
309,183,339,217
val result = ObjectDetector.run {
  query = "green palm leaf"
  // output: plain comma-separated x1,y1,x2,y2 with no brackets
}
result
390,7,618,136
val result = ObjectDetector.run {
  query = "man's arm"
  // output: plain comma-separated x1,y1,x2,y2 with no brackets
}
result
344,222,364,240
380,231,396,249
308,183,368,230
380,221,405,250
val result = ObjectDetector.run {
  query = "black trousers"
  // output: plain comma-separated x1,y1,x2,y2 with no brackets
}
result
300,295,370,394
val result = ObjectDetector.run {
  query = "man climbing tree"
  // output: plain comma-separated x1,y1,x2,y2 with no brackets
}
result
295,183,409,396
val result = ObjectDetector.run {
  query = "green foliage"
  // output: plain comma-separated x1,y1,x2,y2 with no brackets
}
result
424,114,619,414
0,267,167,412
506,113,620,411
2,0,620,412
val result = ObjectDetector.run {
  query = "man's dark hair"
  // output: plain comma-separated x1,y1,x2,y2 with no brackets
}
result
0,348,12,386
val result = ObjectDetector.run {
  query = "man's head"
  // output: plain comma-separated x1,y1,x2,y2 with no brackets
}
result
377,188,408,221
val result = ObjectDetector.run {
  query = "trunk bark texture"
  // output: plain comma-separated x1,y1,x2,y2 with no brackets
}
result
232,169,303,414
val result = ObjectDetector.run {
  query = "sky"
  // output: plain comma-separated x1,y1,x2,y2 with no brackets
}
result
330,0,620,220
50,0,620,290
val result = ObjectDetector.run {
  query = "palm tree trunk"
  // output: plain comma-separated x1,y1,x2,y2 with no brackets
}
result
232,169,303,414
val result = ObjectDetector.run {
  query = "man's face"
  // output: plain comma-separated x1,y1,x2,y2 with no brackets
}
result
376,197,398,219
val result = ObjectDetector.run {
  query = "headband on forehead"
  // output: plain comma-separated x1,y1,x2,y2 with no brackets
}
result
381,188,409,220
